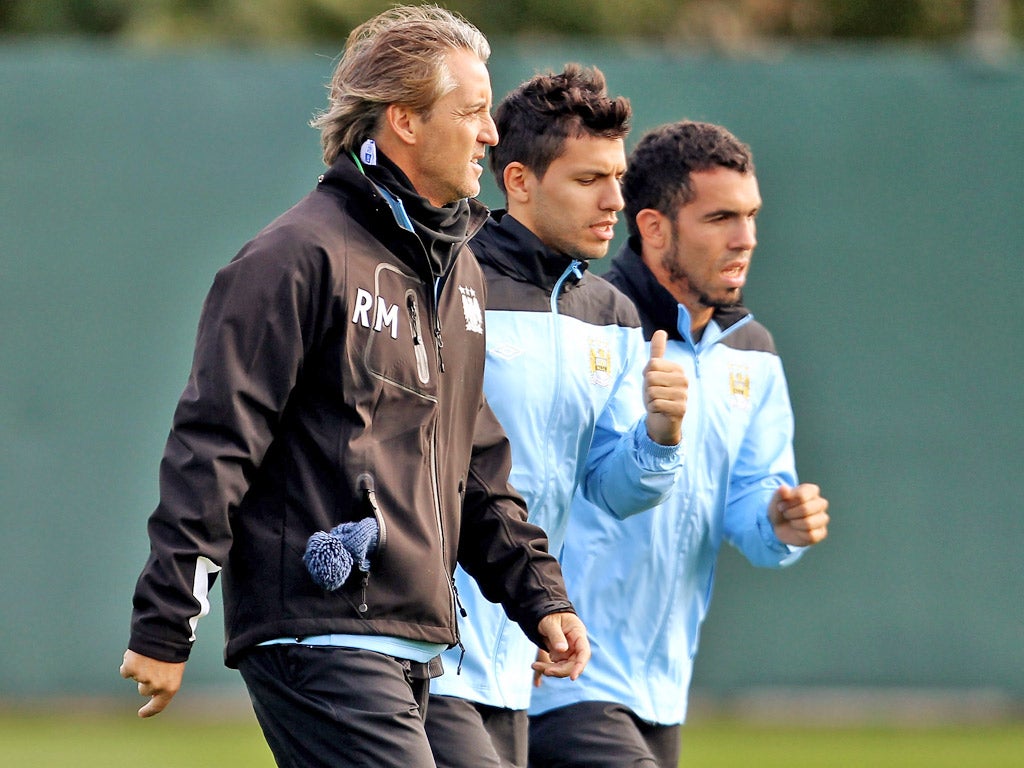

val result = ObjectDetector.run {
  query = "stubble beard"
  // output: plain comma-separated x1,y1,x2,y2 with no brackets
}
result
661,248,742,311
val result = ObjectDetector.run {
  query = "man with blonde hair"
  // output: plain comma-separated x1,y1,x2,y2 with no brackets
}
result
119,7,589,767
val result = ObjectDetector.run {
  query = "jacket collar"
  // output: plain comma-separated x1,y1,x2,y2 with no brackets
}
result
317,154,488,276
470,210,590,290
605,237,750,342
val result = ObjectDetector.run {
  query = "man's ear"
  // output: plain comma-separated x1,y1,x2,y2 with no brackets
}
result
635,209,668,249
383,103,418,146
502,161,531,205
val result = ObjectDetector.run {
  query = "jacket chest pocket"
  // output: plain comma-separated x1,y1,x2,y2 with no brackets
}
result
355,264,437,399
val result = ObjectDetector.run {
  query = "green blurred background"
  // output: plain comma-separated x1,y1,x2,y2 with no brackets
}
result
2,0,1022,721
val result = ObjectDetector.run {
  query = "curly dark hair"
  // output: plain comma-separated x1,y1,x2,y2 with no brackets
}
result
622,121,755,238
489,63,631,194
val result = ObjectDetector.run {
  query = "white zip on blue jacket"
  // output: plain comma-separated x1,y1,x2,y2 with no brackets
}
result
432,214,683,710
528,240,805,725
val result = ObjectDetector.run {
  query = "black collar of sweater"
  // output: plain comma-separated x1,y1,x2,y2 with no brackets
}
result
363,153,473,279
470,210,591,291
318,151,486,279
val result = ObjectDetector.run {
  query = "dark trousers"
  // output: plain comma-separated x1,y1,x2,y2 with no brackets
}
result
529,701,681,768
238,644,439,768
424,693,528,768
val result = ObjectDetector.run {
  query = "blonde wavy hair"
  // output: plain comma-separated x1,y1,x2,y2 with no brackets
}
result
310,4,490,166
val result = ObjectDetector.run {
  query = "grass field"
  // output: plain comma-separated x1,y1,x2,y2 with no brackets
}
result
2,710,1024,767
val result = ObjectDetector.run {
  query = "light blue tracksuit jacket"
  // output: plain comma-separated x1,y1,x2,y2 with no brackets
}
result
431,215,683,710
528,241,805,725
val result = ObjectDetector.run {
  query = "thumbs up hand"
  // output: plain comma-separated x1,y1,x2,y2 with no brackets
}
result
642,329,688,446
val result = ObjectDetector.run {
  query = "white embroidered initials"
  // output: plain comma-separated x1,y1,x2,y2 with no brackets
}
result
352,288,399,339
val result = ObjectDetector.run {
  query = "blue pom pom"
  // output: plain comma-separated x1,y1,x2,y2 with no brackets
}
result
303,531,354,591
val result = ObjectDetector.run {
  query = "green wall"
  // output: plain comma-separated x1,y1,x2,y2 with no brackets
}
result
2,39,1022,703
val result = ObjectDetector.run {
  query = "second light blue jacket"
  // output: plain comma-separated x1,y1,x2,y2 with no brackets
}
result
529,240,805,725
431,215,682,710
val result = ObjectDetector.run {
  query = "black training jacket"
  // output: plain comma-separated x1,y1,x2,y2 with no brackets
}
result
128,156,573,668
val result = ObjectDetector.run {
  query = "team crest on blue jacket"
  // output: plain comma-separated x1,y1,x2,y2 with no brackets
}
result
728,364,752,410
588,338,613,387
459,286,484,334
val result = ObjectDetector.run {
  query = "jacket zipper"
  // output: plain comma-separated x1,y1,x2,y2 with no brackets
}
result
432,277,446,373
426,417,461,643
357,164,486,639
417,281,455,635
407,293,431,384
389,201,485,646
488,259,583,699
641,313,754,675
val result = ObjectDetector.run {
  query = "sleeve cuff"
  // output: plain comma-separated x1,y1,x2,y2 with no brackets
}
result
755,509,801,555
634,423,684,471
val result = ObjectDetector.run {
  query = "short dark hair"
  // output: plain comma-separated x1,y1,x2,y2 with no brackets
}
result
622,120,755,238
490,63,631,195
